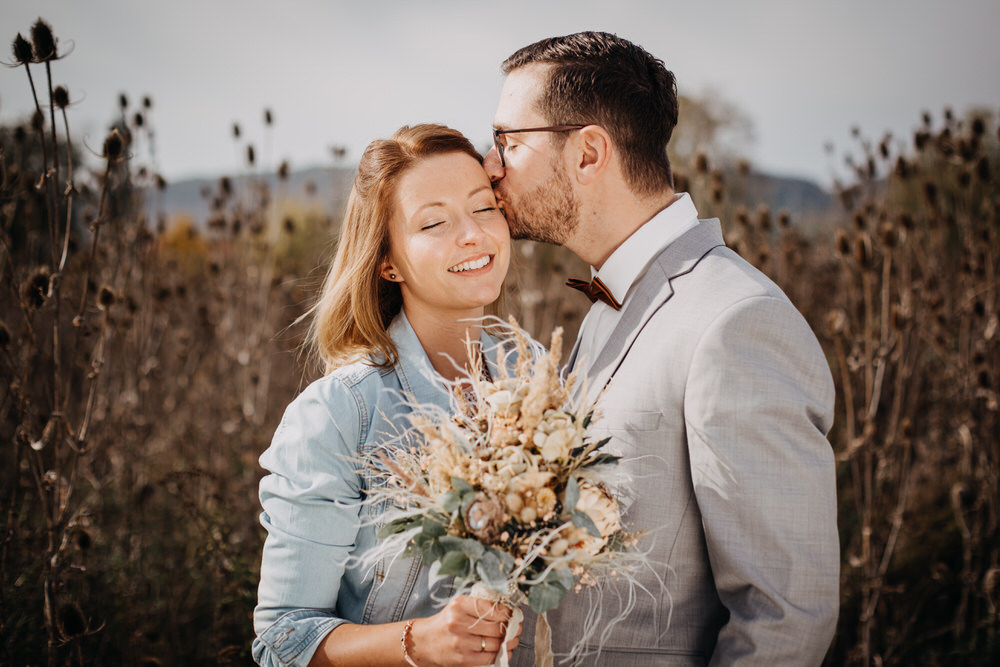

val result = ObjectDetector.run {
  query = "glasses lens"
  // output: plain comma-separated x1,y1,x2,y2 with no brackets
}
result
493,132,505,168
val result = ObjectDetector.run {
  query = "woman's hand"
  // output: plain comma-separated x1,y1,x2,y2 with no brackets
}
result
409,595,522,666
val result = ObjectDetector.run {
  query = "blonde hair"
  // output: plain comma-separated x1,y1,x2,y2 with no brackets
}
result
308,124,501,374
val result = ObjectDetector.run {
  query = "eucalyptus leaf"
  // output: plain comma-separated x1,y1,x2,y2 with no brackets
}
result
438,549,469,576
422,513,448,539
528,580,567,614
476,550,506,588
564,475,580,513
440,491,461,514
421,538,445,562
451,477,474,495
377,516,417,539
572,510,602,538
440,535,485,559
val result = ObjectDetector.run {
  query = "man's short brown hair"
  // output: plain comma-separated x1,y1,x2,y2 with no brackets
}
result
502,31,678,196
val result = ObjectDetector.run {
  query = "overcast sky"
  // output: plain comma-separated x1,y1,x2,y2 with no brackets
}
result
3,0,999,187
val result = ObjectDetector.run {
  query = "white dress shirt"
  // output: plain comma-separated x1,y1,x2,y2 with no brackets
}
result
574,193,700,370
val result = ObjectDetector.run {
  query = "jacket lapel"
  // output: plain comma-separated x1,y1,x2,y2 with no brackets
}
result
580,219,726,405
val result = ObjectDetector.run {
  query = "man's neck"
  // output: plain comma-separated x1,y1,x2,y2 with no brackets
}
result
567,188,677,269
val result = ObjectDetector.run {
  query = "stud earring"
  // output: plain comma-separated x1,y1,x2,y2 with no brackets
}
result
389,273,396,280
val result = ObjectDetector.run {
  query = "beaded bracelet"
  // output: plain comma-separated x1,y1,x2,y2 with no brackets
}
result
401,619,420,667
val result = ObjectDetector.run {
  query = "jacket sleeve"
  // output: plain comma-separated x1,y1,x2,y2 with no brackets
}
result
684,295,839,666
252,377,365,667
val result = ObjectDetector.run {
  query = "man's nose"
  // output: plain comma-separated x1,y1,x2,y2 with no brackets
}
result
483,145,504,183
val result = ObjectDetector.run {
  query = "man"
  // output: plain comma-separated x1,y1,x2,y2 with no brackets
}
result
484,32,839,666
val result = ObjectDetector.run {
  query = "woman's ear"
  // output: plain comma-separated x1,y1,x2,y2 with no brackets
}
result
380,261,400,282
573,125,612,185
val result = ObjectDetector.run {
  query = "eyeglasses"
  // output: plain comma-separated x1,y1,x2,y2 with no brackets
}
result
492,125,586,167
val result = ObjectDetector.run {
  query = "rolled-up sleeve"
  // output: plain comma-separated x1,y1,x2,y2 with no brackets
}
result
252,378,365,667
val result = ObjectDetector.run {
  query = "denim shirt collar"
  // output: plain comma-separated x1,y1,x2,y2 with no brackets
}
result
388,309,505,413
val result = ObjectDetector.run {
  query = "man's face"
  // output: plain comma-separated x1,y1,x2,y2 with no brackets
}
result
484,65,580,245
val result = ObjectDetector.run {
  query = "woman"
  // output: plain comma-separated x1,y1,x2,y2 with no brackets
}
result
253,125,521,667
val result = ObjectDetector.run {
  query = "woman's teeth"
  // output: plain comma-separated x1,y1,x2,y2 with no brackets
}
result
448,256,491,273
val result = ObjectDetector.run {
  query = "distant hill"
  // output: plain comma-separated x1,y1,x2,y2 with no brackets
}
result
146,165,356,226
149,164,835,229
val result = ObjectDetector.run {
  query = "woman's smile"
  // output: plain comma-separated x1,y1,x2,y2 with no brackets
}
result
448,254,494,274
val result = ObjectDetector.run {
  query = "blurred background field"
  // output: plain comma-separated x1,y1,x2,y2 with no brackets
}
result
2,9,999,667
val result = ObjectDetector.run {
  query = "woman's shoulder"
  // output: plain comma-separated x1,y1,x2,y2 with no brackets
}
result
295,357,397,408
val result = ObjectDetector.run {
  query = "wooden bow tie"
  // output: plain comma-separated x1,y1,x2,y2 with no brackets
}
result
566,276,622,310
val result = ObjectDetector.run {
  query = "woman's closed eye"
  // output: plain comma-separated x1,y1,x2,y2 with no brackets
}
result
420,221,445,231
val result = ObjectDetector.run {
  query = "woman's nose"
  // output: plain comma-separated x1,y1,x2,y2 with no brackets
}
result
483,146,505,182
457,214,488,244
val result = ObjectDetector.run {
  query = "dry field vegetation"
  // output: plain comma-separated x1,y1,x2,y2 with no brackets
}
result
2,19,998,667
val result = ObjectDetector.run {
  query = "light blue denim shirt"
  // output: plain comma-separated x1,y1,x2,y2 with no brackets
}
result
252,311,506,667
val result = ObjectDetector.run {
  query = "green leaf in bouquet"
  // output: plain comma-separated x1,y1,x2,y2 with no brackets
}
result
440,491,462,514
572,510,602,538
421,537,445,562
550,564,575,591
476,550,508,589
376,515,420,539
592,436,612,450
528,579,567,614
440,535,485,559
564,475,580,513
451,477,474,495
421,512,449,539
438,549,470,576
582,452,621,468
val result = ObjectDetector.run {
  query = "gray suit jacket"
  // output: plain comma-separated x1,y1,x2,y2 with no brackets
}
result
513,219,838,666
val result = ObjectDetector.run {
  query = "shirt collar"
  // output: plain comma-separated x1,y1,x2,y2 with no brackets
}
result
592,192,699,307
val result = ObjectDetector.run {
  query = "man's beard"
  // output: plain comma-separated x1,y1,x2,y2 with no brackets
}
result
497,159,579,245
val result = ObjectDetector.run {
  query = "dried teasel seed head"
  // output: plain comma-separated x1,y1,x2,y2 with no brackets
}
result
278,160,290,180
694,152,709,175
672,170,689,193
852,212,866,230
56,602,86,639
879,222,899,248
118,92,129,110
976,156,991,184
53,85,70,109
264,108,273,126
247,144,256,166
232,122,241,139
958,170,971,190
97,285,115,310
14,125,27,144
155,174,167,191
31,109,45,132
30,18,57,62
735,205,749,228
835,229,851,257
24,268,50,308
103,129,124,159
133,112,144,128
756,204,771,232
854,232,873,268
922,181,938,208
778,209,790,228
143,95,152,109
283,217,295,233
737,159,751,177
0,320,9,347
711,184,723,204
894,156,910,180
825,309,847,337
12,33,33,64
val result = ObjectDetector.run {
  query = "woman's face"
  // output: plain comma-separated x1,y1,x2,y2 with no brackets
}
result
384,152,511,321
